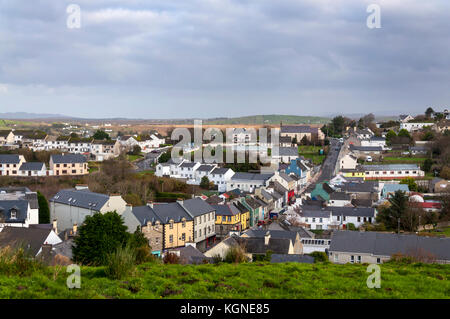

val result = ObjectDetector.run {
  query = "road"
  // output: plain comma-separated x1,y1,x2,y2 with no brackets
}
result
315,138,342,183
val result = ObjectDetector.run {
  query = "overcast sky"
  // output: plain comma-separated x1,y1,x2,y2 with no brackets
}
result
0,0,449,119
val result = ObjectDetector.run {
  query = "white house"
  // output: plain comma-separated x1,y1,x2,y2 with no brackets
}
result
339,154,358,170
399,114,414,123
226,173,274,193
90,140,120,161
361,164,425,180
299,210,333,230
0,200,38,229
208,167,235,192
18,162,48,177
360,136,386,149
273,147,299,164
44,136,70,151
400,122,434,132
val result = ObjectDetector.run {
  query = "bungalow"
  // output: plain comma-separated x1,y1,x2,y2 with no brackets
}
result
361,164,424,180
329,231,450,264
241,229,303,255
226,172,274,193
360,136,386,149
430,178,450,193
18,162,47,177
49,187,127,231
0,154,26,176
49,154,88,176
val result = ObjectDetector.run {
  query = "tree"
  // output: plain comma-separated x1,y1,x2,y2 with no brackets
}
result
398,129,411,139
422,158,433,172
422,131,434,141
128,145,141,156
400,177,418,192
158,151,171,163
425,107,434,119
93,130,110,140
37,191,50,224
200,176,211,189
376,190,408,231
440,166,450,179
385,130,397,145
72,211,130,266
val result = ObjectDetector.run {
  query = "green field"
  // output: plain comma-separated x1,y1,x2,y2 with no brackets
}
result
380,157,427,164
0,119,36,130
1,262,448,299
127,154,144,162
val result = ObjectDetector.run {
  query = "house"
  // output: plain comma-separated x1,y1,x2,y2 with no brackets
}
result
170,245,209,264
273,147,299,164
329,206,377,228
399,114,414,123
49,187,127,231
355,128,374,139
381,183,410,199
361,164,425,180
329,192,352,207
279,136,292,147
208,167,235,192
241,196,264,226
0,200,37,228
298,209,333,230
18,162,47,177
211,203,242,238
329,231,450,264
360,136,386,148
177,162,201,179
337,181,380,201
280,125,325,143
349,145,383,155
0,187,39,226
44,135,70,151
430,178,450,193
232,201,251,229
90,139,120,161
0,154,26,176
13,130,47,150
67,137,92,154
0,226,62,258
193,164,217,185
241,229,303,255
204,235,240,259
0,130,14,145
284,159,311,187
310,182,334,201
339,154,358,170
400,122,434,132
49,153,88,176
231,128,256,144
122,204,163,256
236,232,302,260
409,146,428,155
150,202,194,250
270,254,315,263
226,172,274,193
178,198,216,251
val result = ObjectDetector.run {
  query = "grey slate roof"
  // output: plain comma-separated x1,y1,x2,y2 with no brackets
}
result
0,200,29,223
339,181,379,193
181,198,215,217
330,231,450,261
243,229,298,242
131,205,163,226
350,145,382,152
361,164,420,171
301,210,332,218
278,147,298,156
0,154,21,164
196,164,216,172
281,125,316,134
180,162,197,168
152,202,193,223
19,162,45,171
51,154,87,164
210,167,232,175
329,206,376,217
211,204,240,216
50,189,109,211
231,172,274,182
236,237,292,255
330,192,351,201
270,254,315,264
0,226,52,256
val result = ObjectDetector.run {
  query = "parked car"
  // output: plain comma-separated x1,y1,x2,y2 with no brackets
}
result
366,156,373,162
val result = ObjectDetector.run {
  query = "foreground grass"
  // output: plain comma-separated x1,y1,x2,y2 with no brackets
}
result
0,262,448,299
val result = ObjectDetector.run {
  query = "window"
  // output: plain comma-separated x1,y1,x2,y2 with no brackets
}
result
169,222,174,230
357,256,361,263
312,218,316,223
377,258,381,264
181,233,186,241
334,254,338,262
350,255,354,264
169,235,173,243
10,209,17,219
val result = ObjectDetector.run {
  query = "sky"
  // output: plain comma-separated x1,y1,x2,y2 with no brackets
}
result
0,0,449,119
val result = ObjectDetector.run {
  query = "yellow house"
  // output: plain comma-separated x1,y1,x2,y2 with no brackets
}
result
50,153,88,176
0,154,26,176
342,171,366,180
211,203,242,238
151,202,194,250
233,201,250,230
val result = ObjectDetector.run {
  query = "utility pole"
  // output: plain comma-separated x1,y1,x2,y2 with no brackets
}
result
397,217,400,234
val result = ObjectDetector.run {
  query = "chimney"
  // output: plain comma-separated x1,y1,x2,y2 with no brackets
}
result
73,223,78,234
264,231,271,246
52,219,58,234
41,243,52,256
146,201,153,208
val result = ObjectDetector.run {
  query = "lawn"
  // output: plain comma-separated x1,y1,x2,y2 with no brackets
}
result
380,157,428,164
0,262,448,299
127,154,144,162
298,146,327,165
135,170,155,177
420,227,450,237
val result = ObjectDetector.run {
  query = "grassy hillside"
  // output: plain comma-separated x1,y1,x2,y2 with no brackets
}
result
1,261,448,299
205,115,330,125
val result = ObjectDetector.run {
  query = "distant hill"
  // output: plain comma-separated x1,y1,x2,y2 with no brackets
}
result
204,115,330,125
0,112,75,120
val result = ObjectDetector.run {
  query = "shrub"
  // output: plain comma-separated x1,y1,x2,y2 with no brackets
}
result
163,252,180,264
224,245,248,264
104,244,136,280
346,223,356,231
0,246,45,276
309,251,329,263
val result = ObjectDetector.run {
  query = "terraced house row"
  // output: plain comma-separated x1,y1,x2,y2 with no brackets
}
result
0,153,88,177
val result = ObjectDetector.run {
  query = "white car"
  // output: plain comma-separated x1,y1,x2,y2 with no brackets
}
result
366,156,373,162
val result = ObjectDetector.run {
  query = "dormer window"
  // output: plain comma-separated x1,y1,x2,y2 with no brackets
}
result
10,209,17,219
